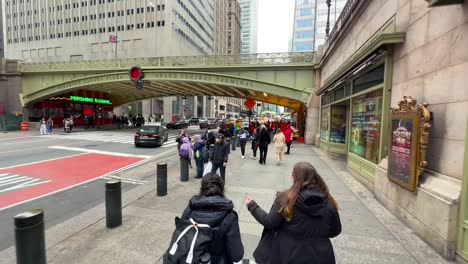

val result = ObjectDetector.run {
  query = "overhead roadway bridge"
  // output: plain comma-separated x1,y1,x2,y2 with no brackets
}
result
18,52,316,111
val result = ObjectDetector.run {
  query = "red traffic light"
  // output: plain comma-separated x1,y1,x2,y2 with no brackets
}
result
129,66,143,81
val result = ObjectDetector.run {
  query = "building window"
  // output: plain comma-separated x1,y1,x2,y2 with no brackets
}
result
293,42,313,51
295,31,313,39
297,8,313,17
350,90,383,163
353,64,385,94
296,20,313,28
321,107,329,141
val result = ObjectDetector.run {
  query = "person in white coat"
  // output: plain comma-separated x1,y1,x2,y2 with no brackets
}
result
39,118,47,135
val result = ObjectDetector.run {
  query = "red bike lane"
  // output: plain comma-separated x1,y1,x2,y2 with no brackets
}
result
0,153,144,210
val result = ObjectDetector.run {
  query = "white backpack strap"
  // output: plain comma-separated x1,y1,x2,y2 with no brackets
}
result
186,218,210,264
169,223,194,256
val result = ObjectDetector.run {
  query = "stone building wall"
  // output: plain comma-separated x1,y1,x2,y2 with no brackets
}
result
314,0,468,259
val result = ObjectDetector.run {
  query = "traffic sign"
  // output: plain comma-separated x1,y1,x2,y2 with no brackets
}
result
244,98,256,110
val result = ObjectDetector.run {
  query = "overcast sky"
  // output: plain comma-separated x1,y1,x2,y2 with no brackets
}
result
257,0,296,53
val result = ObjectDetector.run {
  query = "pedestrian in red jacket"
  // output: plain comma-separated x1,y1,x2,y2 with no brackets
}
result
283,124,293,155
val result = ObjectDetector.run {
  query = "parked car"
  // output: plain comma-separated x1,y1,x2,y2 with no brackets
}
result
173,119,189,129
189,117,200,126
134,126,168,147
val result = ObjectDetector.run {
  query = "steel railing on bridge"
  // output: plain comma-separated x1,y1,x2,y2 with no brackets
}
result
18,52,315,72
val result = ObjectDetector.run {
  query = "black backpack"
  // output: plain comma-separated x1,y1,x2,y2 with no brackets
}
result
163,217,213,264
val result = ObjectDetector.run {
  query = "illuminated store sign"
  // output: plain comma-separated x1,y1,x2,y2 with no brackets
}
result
69,96,111,105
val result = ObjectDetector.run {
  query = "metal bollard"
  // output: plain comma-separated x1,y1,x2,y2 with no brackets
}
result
226,138,231,154
180,158,189,182
14,209,47,264
105,180,122,228
231,136,236,151
157,162,167,196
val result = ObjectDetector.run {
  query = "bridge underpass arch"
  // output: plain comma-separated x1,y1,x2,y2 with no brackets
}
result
23,70,312,111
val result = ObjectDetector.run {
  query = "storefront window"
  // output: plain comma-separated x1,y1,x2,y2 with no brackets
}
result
320,107,329,141
353,64,385,94
330,105,347,144
350,90,383,163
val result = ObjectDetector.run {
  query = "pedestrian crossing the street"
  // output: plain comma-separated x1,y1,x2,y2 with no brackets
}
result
0,173,50,194
44,132,181,147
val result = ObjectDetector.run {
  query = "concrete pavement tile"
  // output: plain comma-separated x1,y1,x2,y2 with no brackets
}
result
123,205,179,224
48,215,173,264
240,234,261,260
334,247,419,264
338,200,393,239
333,234,410,255
239,221,263,237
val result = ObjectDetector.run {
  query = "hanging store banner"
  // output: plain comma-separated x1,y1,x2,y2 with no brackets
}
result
387,96,430,192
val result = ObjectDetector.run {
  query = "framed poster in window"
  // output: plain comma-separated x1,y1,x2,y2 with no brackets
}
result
387,96,430,192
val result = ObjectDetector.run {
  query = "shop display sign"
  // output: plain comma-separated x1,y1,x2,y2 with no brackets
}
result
69,96,112,105
388,96,430,192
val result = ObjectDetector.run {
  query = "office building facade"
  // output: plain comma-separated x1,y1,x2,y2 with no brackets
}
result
4,0,214,61
291,0,347,52
239,0,258,54
0,2,4,58
314,0,347,49
292,0,317,52
4,0,216,122
214,0,241,55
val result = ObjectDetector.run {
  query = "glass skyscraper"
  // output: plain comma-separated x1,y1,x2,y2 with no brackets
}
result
314,0,347,49
291,0,347,52
291,0,316,52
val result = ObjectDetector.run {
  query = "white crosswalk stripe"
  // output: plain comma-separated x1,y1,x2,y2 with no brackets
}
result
0,173,50,193
43,132,181,146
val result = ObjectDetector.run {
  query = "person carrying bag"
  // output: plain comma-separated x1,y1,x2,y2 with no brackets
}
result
245,162,342,264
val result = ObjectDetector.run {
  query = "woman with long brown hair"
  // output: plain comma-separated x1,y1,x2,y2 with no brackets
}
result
245,162,341,264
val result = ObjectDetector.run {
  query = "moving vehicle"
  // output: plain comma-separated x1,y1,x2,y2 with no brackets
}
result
134,126,169,147
200,118,217,129
165,120,177,129
173,119,189,129
189,117,200,126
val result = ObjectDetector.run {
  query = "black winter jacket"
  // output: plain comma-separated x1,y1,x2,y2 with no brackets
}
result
257,131,271,148
210,142,230,165
248,188,341,264
182,195,244,264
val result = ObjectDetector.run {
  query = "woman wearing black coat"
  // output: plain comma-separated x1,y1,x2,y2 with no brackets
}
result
245,162,341,264
257,126,271,164
181,173,244,263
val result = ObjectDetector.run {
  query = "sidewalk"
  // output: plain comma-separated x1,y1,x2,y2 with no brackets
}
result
0,144,454,264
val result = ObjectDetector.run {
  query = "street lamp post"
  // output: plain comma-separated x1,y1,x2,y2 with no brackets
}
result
325,0,332,37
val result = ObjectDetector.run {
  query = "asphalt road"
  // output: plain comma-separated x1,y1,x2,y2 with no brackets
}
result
0,126,202,251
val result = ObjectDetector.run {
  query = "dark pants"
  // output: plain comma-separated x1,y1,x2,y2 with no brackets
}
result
211,163,226,180
195,158,204,178
240,140,247,156
286,142,292,154
259,146,268,164
252,146,258,158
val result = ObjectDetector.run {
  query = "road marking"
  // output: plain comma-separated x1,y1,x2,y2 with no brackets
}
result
3,139,58,145
0,176,29,185
48,146,153,159
0,173,50,194
102,176,147,185
0,153,86,170
0,153,141,212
